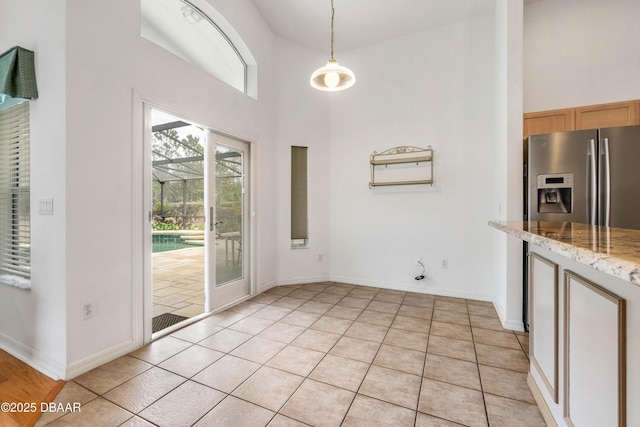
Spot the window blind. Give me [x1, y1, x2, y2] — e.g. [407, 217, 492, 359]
[291, 146, 308, 242]
[0, 101, 30, 284]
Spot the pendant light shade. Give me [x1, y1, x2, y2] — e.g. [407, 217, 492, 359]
[310, 59, 355, 92]
[310, 0, 355, 92]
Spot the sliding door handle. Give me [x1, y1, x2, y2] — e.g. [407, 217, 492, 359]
[210, 207, 223, 232]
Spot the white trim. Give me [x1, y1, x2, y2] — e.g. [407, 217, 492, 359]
[151, 310, 211, 340]
[131, 91, 145, 350]
[0, 332, 66, 380]
[501, 319, 526, 332]
[142, 102, 155, 344]
[328, 274, 494, 302]
[276, 275, 331, 287]
[65, 340, 135, 380]
[207, 133, 253, 310]
[150, 294, 252, 340]
[257, 280, 277, 294]
[210, 294, 254, 314]
[188, 0, 258, 99]
[493, 294, 526, 332]
[132, 92, 257, 350]
[249, 136, 257, 299]
[273, 275, 498, 307]
[528, 372, 559, 427]
[0, 274, 30, 289]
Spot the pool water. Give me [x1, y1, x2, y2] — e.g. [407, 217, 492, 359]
[152, 241, 193, 253]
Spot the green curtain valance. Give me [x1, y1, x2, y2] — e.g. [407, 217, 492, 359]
[0, 46, 38, 101]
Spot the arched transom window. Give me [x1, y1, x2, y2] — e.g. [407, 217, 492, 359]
[141, 0, 247, 94]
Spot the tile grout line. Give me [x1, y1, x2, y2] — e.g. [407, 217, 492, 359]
[335, 287, 390, 426]
[218, 286, 433, 425]
[51, 283, 536, 427]
[275, 281, 370, 426]
[190, 282, 371, 426]
[468, 299, 491, 427]
[412, 299, 435, 427]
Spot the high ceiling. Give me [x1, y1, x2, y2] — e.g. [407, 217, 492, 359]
[250, 0, 497, 53]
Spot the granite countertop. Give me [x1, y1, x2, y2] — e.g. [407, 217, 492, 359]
[489, 220, 640, 286]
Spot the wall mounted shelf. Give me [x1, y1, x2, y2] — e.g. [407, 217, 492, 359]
[369, 145, 433, 189]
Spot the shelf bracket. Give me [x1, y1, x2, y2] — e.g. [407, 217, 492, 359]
[369, 145, 433, 188]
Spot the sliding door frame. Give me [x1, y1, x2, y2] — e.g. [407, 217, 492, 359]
[132, 95, 256, 348]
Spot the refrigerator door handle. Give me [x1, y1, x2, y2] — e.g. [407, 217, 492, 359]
[588, 138, 597, 225]
[601, 137, 611, 227]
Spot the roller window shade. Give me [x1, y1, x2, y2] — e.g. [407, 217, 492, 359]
[0, 101, 30, 283]
[291, 146, 308, 241]
[0, 46, 38, 101]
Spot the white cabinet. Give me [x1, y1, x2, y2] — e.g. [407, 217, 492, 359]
[529, 253, 559, 403]
[564, 271, 625, 427]
[528, 248, 629, 427]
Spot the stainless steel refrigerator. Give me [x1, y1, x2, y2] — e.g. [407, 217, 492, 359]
[522, 124, 640, 330]
[525, 125, 640, 228]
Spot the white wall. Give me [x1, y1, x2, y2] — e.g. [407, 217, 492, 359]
[64, 0, 280, 376]
[524, 0, 640, 112]
[2, 0, 582, 378]
[493, 0, 524, 330]
[273, 38, 331, 286]
[328, 15, 497, 301]
[0, 0, 281, 379]
[0, 0, 68, 378]
[64, 0, 139, 374]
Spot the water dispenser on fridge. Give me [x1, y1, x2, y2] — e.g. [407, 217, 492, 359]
[536, 173, 573, 214]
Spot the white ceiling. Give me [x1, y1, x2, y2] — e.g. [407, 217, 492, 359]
[250, 0, 497, 53]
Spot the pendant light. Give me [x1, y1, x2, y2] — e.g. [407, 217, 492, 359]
[310, 0, 355, 92]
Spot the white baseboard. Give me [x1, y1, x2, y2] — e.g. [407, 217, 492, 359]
[328, 275, 401, 290]
[0, 333, 66, 380]
[256, 280, 277, 294]
[502, 319, 526, 332]
[492, 300, 525, 332]
[275, 275, 330, 287]
[528, 372, 558, 427]
[65, 340, 135, 380]
[328, 274, 494, 303]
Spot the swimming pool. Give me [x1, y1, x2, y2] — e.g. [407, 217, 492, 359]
[152, 230, 204, 253]
[152, 241, 193, 253]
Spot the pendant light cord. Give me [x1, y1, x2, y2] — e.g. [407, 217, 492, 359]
[310, 0, 355, 91]
[330, 0, 335, 60]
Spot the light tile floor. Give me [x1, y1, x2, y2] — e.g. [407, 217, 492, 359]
[153, 241, 245, 322]
[37, 283, 546, 427]
[152, 247, 205, 319]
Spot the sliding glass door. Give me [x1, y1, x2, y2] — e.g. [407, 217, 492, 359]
[206, 131, 250, 311]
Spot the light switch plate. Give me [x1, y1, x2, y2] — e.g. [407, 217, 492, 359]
[38, 198, 54, 215]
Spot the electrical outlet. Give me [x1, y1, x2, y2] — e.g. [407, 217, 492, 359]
[441, 259, 448, 269]
[81, 302, 94, 320]
[318, 253, 324, 262]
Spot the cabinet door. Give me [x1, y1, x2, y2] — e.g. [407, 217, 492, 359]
[529, 252, 559, 402]
[564, 271, 626, 427]
[575, 100, 637, 130]
[523, 108, 575, 138]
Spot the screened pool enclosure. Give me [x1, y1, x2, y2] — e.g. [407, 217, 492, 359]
[151, 111, 205, 233]
[151, 111, 243, 240]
